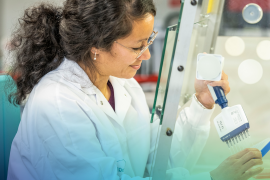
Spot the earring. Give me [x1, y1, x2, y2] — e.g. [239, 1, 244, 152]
[94, 52, 96, 60]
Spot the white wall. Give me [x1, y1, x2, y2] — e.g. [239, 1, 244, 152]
[1, 0, 64, 40]
[154, 0, 180, 26]
[0, 0, 178, 40]
[0, 0, 65, 71]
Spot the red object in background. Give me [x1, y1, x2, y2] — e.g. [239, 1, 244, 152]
[0, 71, 19, 81]
[169, 0, 181, 7]
[227, 0, 270, 12]
[134, 74, 158, 84]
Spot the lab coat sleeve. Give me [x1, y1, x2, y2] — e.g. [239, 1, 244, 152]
[35, 83, 151, 180]
[169, 96, 215, 171]
[146, 96, 214, 180]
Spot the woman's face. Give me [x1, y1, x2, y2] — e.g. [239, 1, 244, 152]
[96, 14, 155, 79]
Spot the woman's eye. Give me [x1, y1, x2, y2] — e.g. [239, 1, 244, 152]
[132, 47, 143, 51]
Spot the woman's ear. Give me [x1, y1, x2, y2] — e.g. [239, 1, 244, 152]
[90, 47, 100, 55]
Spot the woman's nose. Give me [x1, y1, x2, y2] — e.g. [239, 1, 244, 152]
[139, 48, 151, 61]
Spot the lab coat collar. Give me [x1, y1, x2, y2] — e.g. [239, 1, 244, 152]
[90, 76, 131, 126]
[94, 76, 131, 125]
[56, 58, 129, 94]
[56, 58, 97, 95]
[110, 76, 131, 125]
[56, 57, 131, 126]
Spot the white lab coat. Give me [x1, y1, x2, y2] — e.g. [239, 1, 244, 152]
[8, 58, 214, 180]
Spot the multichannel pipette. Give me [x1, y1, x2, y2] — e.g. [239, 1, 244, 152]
[212, 102, 250, 149]
[196, 53, 250, 151]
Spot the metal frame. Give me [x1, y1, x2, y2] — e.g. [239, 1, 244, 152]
[178, 0, 226, 106]
[202, 0, 226, 53]
[151, 1, 199, 180]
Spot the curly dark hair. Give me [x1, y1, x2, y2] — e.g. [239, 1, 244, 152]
[7, 0, 156, 105]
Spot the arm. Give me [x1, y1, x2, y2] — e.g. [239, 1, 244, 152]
[146, 96, 214, 180]
[168, 71, 230, 171]
[146, 71, 230, 179]
[169, 94, 215, 171]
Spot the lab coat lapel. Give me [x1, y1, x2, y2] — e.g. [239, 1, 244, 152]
[94, 88, 119, 122]
[110, 76, 131, 125]
[58, 59, 131, 126]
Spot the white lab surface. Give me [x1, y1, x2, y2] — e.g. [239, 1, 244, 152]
[8, 58, 215, 180]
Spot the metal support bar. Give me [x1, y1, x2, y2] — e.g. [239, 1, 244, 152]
[152, 1, 199, 180]
[202, 0, 226, 53]
[209, 0, 225, 53]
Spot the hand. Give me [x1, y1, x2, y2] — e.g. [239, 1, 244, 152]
[210, 148, 264, 180]
[194, 71, 230, 109]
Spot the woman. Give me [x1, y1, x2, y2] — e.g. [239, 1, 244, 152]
[7, 0, 263, 180]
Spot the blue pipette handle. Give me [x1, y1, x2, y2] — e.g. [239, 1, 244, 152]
[213, 86, 228, 109]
